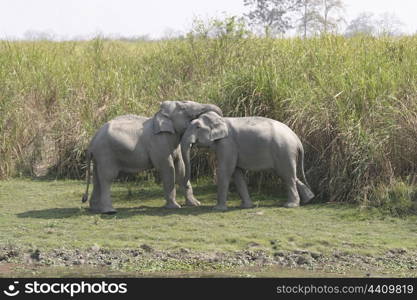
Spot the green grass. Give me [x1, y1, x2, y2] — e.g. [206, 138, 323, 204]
[1, 179, 416, 255]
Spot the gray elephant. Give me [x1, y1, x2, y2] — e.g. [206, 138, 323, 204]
[180, 111, 314, 210]
[81, 101, 223, 214]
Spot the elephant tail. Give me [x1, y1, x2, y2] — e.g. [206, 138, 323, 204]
[297, 145, 315, 203]
[81, 150, 92, 203]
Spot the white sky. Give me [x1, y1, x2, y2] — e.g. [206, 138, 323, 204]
[0, 0, 416, 40]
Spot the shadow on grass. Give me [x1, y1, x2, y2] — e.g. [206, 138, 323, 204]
[110, 188, 164, 202]
[109, 183, 218, 204]
[16, 199, 298, 220]
[17, 208, 84, 219]
[16, 182, 294, 220]
[104, 205, 246, 219]
[16, 205, 248, 220]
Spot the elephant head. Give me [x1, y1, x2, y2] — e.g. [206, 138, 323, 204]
[180, 111, 228, 183]
[153, 101, 223, 135]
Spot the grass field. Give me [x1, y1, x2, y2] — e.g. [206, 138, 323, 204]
[1, 179, 416, 277]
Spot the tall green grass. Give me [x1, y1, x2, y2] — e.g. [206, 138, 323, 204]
[0, 30, 416, 212]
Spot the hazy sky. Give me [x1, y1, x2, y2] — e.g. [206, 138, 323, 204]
[0, 0, 416, 39]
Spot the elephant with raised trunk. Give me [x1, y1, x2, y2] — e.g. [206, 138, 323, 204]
[82, 101, 223, 214]
[181, 111, 314, 210]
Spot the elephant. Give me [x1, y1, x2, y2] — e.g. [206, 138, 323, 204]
[180, 111, 314, 210]
[81, 100, 223, 214]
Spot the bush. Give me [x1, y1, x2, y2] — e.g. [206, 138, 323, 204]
[370, 180, 417, 216]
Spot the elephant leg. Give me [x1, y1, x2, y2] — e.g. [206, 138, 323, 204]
[214, 166, 234, 211]
[283, 177, 300, 208]
[90, 161, 101, 206]
[233, 168, 253, 208]
[90, 161, 118, 214]
[157, 156, 181, 209]
[296, 178, 314, 204]
[275, 159, 300, 208]
[213, 151, 237, 211]
[174, 153, 200, 206]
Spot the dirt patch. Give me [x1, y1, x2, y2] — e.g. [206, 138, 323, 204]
[0, 244, 416, 277]
[0, 263, 19, 275]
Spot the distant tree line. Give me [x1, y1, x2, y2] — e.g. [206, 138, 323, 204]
[243, 0, 405, 37]
[13, 0, 408, 41]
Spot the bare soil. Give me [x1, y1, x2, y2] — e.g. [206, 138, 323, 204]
[1, 245, 416, 277]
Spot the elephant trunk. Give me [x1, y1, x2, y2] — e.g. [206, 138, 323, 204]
[180, 125, 196, 184]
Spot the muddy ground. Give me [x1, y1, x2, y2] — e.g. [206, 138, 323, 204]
[1, 244, 416, 277]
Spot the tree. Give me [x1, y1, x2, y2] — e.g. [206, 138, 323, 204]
[345, 11, 404, 37]
[317, 0, 345, 34]
[296, 0, 322, 38]
[161, 28, 184, 40]
[243, 0, 347, 37]
[345, 12, 404, 36]
[295, 0, 346, 36]
[188, 16, 250, 39]
[23, 30, 56, 41]
[375, 12, 404, 36]
[243, 0, 301, 36]
[345, 12, 376, 37]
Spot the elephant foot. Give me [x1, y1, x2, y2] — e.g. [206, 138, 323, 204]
[297, 180, 315, 204]
[164, 202, 182, 209]
[212, 204, 228, 211]
[184, 198, 201, 207]
[81, 193, 88, 203]
[240, 202, 254, 209]
[284, 201, 300, 208]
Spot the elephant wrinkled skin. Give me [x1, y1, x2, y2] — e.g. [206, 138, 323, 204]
[181, 111, 314, 210]
[82, 101, 222, 214]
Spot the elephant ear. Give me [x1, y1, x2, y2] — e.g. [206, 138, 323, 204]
[153, 111, 175, 134]
[201, 112, 228, 141]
